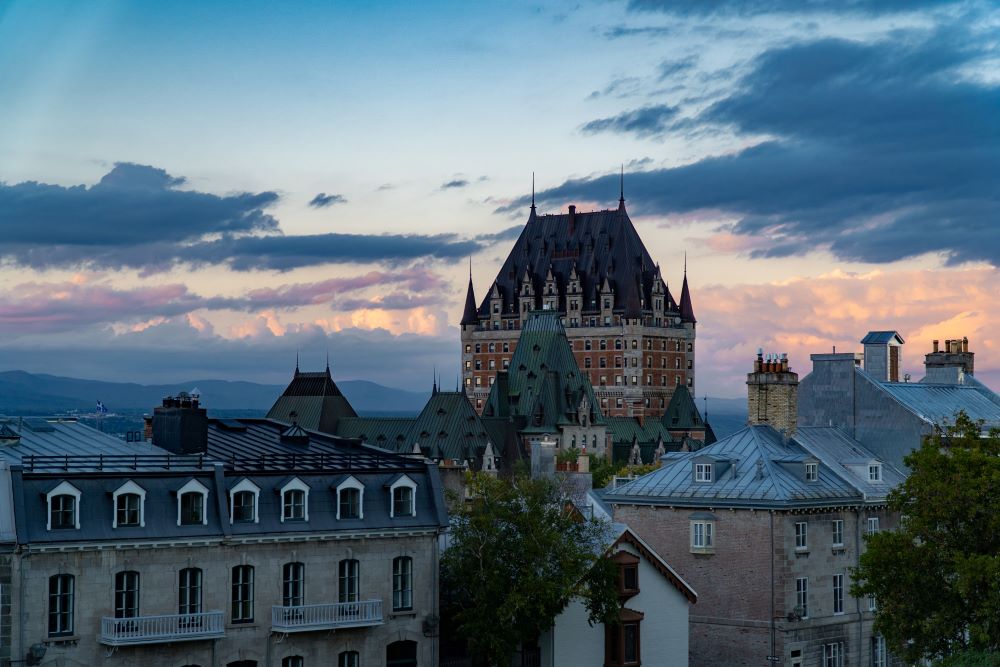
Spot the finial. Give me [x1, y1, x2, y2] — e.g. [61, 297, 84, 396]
[433, 366, 438, 395]
[295, 349, 300, 375]
[469, 257, 473, 279]
[531, 172, 536, 211]
[619, 163, 624, 205]
[325, 350, 330, 373]
[684, 251, 687, 275]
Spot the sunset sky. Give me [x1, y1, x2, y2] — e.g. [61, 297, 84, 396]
[1, 0, 997, 397]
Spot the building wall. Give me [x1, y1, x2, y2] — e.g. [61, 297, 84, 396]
[612, 504, 899, 667]
[11, 533, 438, 667]
[0, 553, 10, 666]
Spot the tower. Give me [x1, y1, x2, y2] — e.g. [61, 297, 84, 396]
[746, 350, 799, 436]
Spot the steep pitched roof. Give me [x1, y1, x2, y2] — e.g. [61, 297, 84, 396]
[265, 367, 358, 433]
[482, 310, 603, 429]
[460, 274, 479, 326]
[478, 204, 673, 319]
[678, 271, 695, 324]
[405, 391, 493, 463]
[660, 384, 705, 430]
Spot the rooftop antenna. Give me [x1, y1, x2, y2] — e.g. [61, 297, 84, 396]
[531, 172, 536, 212]
[433, 365, 438, 395]
[619, 163, 625, 206]
[684, 251, 687, 276]
[703, 394, 709, 422]
[295, 349, 300, 375]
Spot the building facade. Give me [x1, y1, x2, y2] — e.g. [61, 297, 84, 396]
[461, 193, 696, 420]
[0, 408, 448, 667]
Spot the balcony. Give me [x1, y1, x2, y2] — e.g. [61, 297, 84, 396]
[271, 600, 383, 633]
[100, 611, 225, 646]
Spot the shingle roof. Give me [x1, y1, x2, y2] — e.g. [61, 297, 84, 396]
[605, 424, 895, 508]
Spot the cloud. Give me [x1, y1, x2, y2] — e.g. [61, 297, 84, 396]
[657, 55, 698, 81]
[588, 76, 644, 99]
[693, 266, 1000, 396]
[0, 164, 515, 272]
[308, 192, 347, 207]
[441, 179, 470, 190]
[473, 225, 523, 244]
[580, 104, 680, 138]
[536, 28, 1000, 266]
[603, 25, 676, 40]
[627, 0, 964, 16]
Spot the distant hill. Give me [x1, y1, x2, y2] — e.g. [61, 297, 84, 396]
[0, 370, 430, 416]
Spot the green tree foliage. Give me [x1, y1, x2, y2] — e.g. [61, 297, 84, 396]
[851, 412, 1000, 663]
[441, 472, 622, 666]
[589, 454, 622, 488]
[932, 650, 1000, 667]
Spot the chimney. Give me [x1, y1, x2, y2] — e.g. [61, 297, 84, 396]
[747, 349, 799, 436]
[933, 339, 939, 353]
[924, 335, 975, 382]
[151, 392, 208, 454]
[861, 331, 904, 382]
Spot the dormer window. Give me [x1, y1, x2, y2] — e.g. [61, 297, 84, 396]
[47, 481, 81, 531]
[805, 462, 818, 482]
[389, 475, 417, 518]
[694, 463, 713, 483]
[869, 463, 882, 482]
[229, 479, 260, 524]
[280, 478, 310, 522]
[336, 476, 364, 520]
[177, 479, 209, 526]
[113, 480, 147, 528]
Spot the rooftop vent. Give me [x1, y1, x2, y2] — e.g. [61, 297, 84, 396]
[0, 424, 21, 445]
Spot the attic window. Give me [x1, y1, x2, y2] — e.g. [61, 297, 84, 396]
[694, 463, 713, 483]
[805, 463, 818, 482]
[869, 463, 882, 482]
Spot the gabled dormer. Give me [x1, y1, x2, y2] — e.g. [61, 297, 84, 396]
[691, 455, 733, 483]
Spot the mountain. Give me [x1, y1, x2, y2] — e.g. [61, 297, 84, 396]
[0, 370, 429, 416]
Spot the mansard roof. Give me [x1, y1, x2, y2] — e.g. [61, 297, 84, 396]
[477, 203, 676, 319]
[266, 366, 358, 432]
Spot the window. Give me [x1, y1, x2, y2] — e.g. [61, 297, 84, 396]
[585, 339, 592, 351]
[867, 517, 880, 535]
[115, 571, 140, 619]
[339, 559, 359, 603]
[280, 478, 310, 522]
[177, 479, 209, 526]
[795, 522, 808, 550]
[832, 519, 844, 548]
[605, 620, 641, 666]
[48, 574, 74, 637]
[282, 657, 303, 667]
[393, 556, 413, 611]
[805, 462, 818, 481]
[795, 577, 808, 618]
[339, 651, 360, 667]
[600, 339, 607, 350]
[337, 477, 364, 520]
[872, 635, 887, 667]
[390, 475, 416, 518]
[231, 565, 254, 623]
[691, 520, 714, 552]
[113, 480, 146, 528]
[229, 479, 260, 524]
[790, 649, 802, 667]
[869, 463, 882, 481]
[46, 481, 81, 530]
[869, 594, 877, 612]
[615, 339, 622, 350]
[694, 463, 713, 482]
[283, 562, 305, 607]
[833, 573, 844, 614]
[464, 344, 471, 353]
[823, 642, 843, 667]
[179, 567, 203, 615]
[474, 343, 480, 353]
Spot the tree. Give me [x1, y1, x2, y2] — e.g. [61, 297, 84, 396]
[851, 412, 1000, 663]
[441, 472, 621, 666]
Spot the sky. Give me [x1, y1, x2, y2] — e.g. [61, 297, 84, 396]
[0, 0, 997, 398]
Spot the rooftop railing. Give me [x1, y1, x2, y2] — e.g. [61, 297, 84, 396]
[23, 453, 208, 473]
[271, 600, 383, 633]
[99, 611, 224, 646]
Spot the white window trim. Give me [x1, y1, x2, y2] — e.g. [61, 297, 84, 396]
[176, 478, 210, 527]
[868, 462, 882, 482]
[805, 462, 818, 482]
[229, 478, 261, 524]
[280, 477, 310, 523]
[867, 516, 880, 535]
[690, 520, 715, 553]
[389, 475, 417, 519]
[694, 463, 713, 483]
[336, 476, 364, 520]
[112, 480, 147, 528]
[795, 521, 808, 551]
[46, 480, 82, 531]
[832, 519, 845, 549]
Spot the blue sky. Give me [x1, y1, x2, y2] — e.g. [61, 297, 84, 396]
[0, 0, 997, 396]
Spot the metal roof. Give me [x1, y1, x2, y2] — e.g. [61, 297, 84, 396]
[606, 424, 893, 508]
[860, 331, 904, 344]
[876, 380, 1000, 428]
[0, 418, 165, 466]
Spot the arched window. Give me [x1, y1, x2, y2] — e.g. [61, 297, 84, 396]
[229, 478, 260, 524]
[336, 476, 364, 520]
[114, 570, 140, 618]
[46, 481, 81, 530]
[48, 574, 75, 637]
[281, 657, 303, 667]
[113, 480, 146, 528]
[177, 479, 209, 526]
[392, 557, 413, 611]
[389, 475, 416, 518]
[386, 640, 418, 667]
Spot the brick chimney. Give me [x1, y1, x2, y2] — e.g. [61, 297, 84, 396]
[747, 349, 799, 436]
[151, 392, 208, 454]
[924, 336, 975, 383]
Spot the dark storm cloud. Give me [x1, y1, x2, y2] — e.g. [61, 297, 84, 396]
[308, 192, 347, 207]
[473, 226, 522, 244]
[627, 0, 964, 16]
[580, 104, 680, 138]
[440, 179, 469, 190]
[520, 28, 1000, 266]
[0, 164, 509, 272]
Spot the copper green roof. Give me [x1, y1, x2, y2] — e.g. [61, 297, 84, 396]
[266, 367, 357, 432]
[660, 385, 705, 430]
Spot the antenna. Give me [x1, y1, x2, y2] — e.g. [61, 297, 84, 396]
[619, 163, 624, 205]
[325, 350, 330, 373]
[684, 251, 687, 275]
[295, 349, 300, 374]
[531, 172, 536, 211]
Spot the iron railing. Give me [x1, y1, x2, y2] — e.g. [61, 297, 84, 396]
[99, 611, 225, 646]
[271, 600, 383, 633]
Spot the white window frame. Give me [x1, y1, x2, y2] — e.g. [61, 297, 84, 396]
[694, 463, 713, 483]
[389, 475, 417, 519]
[280, 477, 310, 523]
[833, 573, 844, 615]
[823, 642, 843, 667]
[868, 593, 877, 612]
[867, 517, 880, 535]
[868, 463, 882, 482]
[795, 577, 808, 618]
[690, 520, 714, 552]
[795, 521, 808, 550]
[832, 519, 844, 548]
[805, 462, 818, 481]
[112, 480, 147, 529]
[336, 476, 365, 520]
[46, 481, 82, 531]
[229, 478, 261, 524]
[176, 478, 210, 526]
[872, 635, 886, 667]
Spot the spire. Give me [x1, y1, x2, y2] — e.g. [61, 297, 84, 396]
[325, 350, 330, 374]
[618, 163, 625, 209]
[433, 366, 438, 395]
[295, 350, 300, 376]
[530, 172, 536, 215]
[679, 254, 696, 324]
[460, 265, 479, 326]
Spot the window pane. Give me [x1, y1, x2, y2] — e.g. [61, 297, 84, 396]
[115, 571, 140, 618]
[283, 562, 304, 607]
[339, 559, 359, 603]
[48, 574, 74, 636]
[179, 568, 203, 615]
[180, 493, 203, 525]
[393, 557, 413, 610]
[623, 622, 639, 663]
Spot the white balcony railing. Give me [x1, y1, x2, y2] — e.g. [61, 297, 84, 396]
[271, 600, 383, 633]
[100, 611, 225, 646]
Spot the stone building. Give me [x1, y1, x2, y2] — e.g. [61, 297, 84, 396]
[798, 332, 1000, 469]
[460, 185, 696, 420]
[600, 353, 905, 667]
[0, 406, 448, 667]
